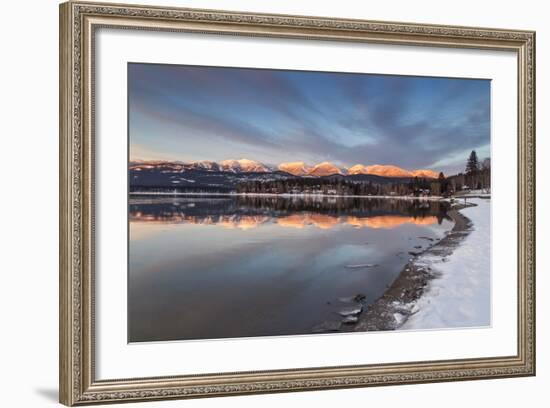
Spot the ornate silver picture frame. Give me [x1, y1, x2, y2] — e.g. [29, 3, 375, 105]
[59, 1, 535, 405]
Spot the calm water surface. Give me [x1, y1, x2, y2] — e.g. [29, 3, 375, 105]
[128, 195, 452, 342]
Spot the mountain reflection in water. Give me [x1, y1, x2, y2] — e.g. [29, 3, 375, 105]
[130, 195, 450, 230]
[128, 195, 452, 342]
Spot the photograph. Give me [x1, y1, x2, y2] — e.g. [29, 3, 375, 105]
[57, 2, 536, 404]
[127, 63, 492, 342]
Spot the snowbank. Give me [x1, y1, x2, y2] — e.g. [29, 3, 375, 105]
[402, 198, 491, 329]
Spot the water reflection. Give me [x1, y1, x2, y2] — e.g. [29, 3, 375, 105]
[130, 195, 450, 230]
[128, 195, 452, 342]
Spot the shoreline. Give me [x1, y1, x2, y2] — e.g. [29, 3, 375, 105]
[130, 191, 449, 201]
[343, 202, 475, 333]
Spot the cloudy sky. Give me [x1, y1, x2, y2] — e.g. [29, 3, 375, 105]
[129, 63, 490, 175]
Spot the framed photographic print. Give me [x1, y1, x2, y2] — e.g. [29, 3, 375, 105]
[59, 1, 536, 405]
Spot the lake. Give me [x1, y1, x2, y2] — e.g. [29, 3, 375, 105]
[128, 194, 453, 342]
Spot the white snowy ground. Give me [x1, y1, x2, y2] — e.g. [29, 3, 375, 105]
[402, 198, 491, 329]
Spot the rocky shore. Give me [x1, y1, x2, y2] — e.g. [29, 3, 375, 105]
[341, 203, 475, 332]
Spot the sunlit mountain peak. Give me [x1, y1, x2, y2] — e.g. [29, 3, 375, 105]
[219, 159, 271, 173]
[411, 169, 440, 179]
[347, 164, 369, 175]
[365, 164, 413, 178]
[308, 161, 343, 176]
[278, 161, 313, 176]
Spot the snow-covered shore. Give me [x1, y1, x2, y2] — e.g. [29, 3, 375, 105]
[402, 198, 491, 329]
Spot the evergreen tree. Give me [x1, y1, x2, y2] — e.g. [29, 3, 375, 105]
[438, 172, 447, 195]
[466, 150, 479, 174]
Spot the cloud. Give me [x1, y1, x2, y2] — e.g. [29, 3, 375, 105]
[129, 63, 490, 174]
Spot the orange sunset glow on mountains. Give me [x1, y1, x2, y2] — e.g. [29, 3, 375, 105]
[131, 158, 441, 179]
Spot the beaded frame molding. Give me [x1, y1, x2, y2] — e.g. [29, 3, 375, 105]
[59, 1, 535, 405]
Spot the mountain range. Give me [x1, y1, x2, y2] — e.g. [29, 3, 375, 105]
[129, 158, 441, 192]
[130, 159, 440, 178]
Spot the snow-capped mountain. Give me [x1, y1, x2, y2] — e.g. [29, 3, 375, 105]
[129, 159, 271, 174]
[219, 159, 271, 173]
[348, 164, 413, 177]
[347, 164, 369, 175]
[308, 161, 343, 176]
[129, 161, 186, 172]
[363, 164, 413, 178]
[338, 164, 440, 178]
[278, 161, 313, 176]
[190, 160, 220, 172]
[411, 169, 440, 179]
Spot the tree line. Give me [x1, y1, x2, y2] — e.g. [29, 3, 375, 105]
[236, 176, 437, 196]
